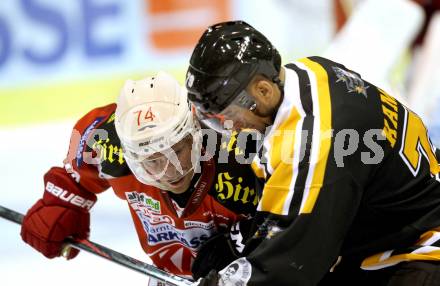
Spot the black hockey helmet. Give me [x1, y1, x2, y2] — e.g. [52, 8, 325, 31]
[186, 21, 282, 115]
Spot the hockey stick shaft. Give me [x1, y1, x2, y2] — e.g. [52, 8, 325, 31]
[0, 205, 192, 286]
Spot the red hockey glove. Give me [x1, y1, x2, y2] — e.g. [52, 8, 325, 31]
[21, 167, 97, 259]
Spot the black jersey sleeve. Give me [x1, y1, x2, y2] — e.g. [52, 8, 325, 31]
[227, 56, 440, 285]
[208, 130, 260, 217]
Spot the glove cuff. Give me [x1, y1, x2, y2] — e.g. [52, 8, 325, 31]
[43, 167, 97, 211]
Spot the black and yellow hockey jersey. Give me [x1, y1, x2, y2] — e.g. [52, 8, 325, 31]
[235, 56, 440, 285]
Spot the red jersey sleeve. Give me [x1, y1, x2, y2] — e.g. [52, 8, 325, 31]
[63, 103, 117, 194]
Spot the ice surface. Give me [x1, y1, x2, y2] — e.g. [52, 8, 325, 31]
[0, 122, 152, 285]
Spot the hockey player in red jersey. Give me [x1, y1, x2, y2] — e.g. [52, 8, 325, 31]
[186, 21, 440, 285]
[20, 71, 258, 285]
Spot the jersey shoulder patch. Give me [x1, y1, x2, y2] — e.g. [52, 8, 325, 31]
[209, 131, 259, 216]
[83, 107, 131, 178]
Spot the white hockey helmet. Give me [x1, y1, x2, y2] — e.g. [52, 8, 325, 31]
[115, 71, 202, 189]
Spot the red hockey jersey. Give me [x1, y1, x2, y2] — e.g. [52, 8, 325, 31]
[61, 103, 257, 278]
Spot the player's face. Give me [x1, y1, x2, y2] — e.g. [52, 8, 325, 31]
[141, 135, 195, 193]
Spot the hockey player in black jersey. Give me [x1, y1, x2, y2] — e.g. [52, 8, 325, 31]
[185, 21, 440, 286]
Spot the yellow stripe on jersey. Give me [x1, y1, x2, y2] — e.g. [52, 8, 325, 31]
[268, 107, 300, 173]
[361, 229, 440, 270]
[260, 162, 296, 214]
[417, 227, 440, 244]
[298, 58, 333, 214]
[362, 250, 440, 270]
[258, 107, 301, 215]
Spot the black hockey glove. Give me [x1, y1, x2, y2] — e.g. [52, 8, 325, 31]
[191, 219, 253, 280]
[191, 231, 239, 280]
[197, 270, 219, 286]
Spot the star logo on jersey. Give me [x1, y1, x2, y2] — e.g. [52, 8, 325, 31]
[253, 219, 283, 240]
[332, 66, 369, 98]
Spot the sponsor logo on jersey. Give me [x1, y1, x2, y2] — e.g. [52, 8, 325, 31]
[148, 213, 174, 225]
[136, 212, 175, 228]
[126, 192, 214, 249]
[215, 172, 259, 206]
[135, 211, 213, 249]
[76, 117, 104, 167]
[333, 66, 369, 97]
[93, 138, 125, 165]
[45, 181, 95, 210]
[126, 192, 161, 214]
[147, 227, 211, 249]
[184, 220, 215, 230]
